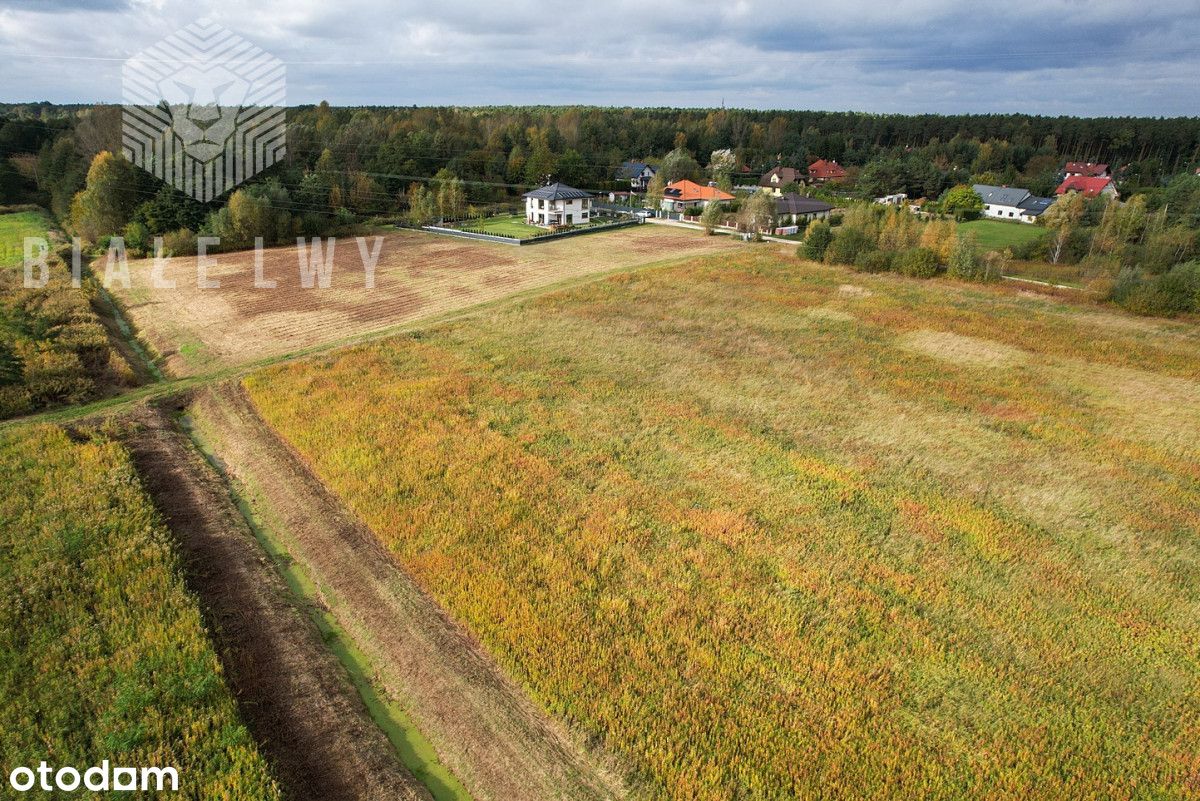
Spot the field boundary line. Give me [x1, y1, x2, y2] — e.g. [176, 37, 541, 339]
[176, 397, 472, 801]
[191, 383, 632, 800]
[0, 250, 717, 428]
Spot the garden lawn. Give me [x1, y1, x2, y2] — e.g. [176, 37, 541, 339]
[246, 251, 1200, 801]
[957, 218, 1046, 251]
[457, 214, 544, 238]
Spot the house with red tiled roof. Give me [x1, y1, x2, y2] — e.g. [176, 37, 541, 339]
[807, 159, 847, 183]
[660, 180, 735, 213]
[1055, 175, 1118, 200]
[1064, 161, 1109, 178]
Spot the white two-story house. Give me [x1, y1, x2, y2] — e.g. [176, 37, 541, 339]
[523, 182, 593, 228]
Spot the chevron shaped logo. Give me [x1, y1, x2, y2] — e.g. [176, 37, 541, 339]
[122, 19, 286, 201]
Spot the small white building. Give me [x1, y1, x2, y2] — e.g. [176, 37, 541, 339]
[875, 193, 908, 206]
[523, 182, 593, 228]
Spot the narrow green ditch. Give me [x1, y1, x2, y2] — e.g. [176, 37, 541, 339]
[94, 282, 165, 382]
[178, 412, 473, 801]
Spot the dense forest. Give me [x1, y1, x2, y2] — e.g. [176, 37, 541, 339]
[3, 103, 1200, 212]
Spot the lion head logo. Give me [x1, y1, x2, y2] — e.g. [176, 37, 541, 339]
[122, 19, 285, 202]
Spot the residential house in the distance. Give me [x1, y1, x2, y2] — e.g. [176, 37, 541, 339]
[1063, 161, 1109, 178]
[807, 159, 847, 184]
[775, 193, 834, 225]
[661, 180, 734, 213]
[1055, 175, 1119, 200]
[524, 182, 593, 227]
[617, 161, 657, 191]
[758, 165, 803, 196]
[973, 184, 1056, 224]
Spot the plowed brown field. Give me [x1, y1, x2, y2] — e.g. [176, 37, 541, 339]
[112, 225, 741, 376]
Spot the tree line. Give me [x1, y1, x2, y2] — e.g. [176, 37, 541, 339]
[0, 102, 1198, 317]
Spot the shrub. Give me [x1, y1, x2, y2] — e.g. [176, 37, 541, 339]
[123, 220, 150, 256]
[50, 320, 110, 372]
[0, 385, 32, 418]
[1011, 232, 1050, 261]
[853, 250, 894, 273]
[945, 231, 984, 281]
[824, 227, 875, 266]
[802, 221, 833, 261]
[1114, 261, 1200, 316]
[161, 228, 198, 257]
[940, 184, 984, 220]
[977, 250, 1009, 282]
[896, 247, 941, 278]
[15, 341, 91, 404]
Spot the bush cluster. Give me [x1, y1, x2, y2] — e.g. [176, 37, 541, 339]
[799, 206, 996, 283]
[0, 257, 115, 418]
[1111, 261, 1200, 316]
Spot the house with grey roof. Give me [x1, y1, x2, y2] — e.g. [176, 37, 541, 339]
[1016, 195, 1055, 220]
[973, 184, 1055, 224]
[617, 161, 657, 191]
[523, 182, 593, 228]
[775, 193, 834, 224]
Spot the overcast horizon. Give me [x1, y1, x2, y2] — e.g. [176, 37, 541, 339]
[1, 0, 1199, 117]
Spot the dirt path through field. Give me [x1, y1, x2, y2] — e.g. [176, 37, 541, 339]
[124, 402, 431, 801]
[187, 383, 630, 801]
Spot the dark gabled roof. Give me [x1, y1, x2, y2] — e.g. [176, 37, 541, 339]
[973, 184, 1031, 207]
[775, 193, 834, 215]
[1017, 195, 1055, 215]
[617, 160, 655, 179]
[759, 166, 801, 186]
[522, 182, 593, 201]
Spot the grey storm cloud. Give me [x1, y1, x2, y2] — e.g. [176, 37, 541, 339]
[0, 0, 1197, 115]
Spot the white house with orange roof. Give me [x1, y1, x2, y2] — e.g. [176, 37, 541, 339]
[660, 180, 734, 213]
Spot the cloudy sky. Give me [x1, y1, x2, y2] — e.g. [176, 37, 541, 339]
[1, 0, 1198, 115]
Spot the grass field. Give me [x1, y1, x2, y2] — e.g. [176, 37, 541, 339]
[246, 250, 1200, 799]
[0, 423, 280, 798]
[957, 218, 1046, 251]
[455, 213, 545, 238]
[1001, 259, 1095, 288]
[111, 225, 740, 376]
[0, 208, 54, 269]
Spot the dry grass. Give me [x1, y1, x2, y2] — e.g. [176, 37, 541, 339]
[109, 226, 740, 376]
[245, 250, 1200, 800]
[899, 330, 1027, 368]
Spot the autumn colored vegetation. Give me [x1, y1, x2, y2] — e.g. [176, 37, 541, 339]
[245, 249, 1200, 800]
[0, 424, 280, 798]
[0, 209, 129, 419]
